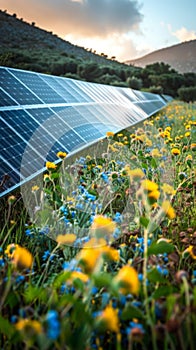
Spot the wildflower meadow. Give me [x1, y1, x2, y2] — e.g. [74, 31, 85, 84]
[0, 101, 196, 350]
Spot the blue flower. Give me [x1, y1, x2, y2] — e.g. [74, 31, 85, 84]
[114, 212, 123, 223]
[101, 172, 109, 183]
[0, 258, 5, 267]
[46, 310, 60, 340]
[25, 229, 32, 236]
[39, 226, 50, 235]
[157, 265, 168, 276]
[91, 286, 98, 295]
[16, 275, 25, 283]
[42, 250, 51, 261]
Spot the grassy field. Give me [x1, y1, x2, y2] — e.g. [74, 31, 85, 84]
[0, 101, 196, 350]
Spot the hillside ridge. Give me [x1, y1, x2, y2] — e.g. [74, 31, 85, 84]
[0, 9, 124, 66]
[126, 40, 196, 73]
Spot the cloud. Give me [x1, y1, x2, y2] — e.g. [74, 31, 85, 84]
[172, 26, 196, 42]
[65, 32, 141, 61]
[0, 0, 144, 60]
[1, 0, 143, 37]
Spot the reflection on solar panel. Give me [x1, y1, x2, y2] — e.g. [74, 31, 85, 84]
[0, 66, 170, 197]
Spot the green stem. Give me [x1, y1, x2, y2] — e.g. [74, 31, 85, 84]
[0, 266, 12, 312]
[182, 276, 194, 350]
[37, 245, 59, 286]
[143, 228, 157, 350]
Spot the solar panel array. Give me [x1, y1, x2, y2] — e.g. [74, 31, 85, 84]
[0, 66, 169, 197]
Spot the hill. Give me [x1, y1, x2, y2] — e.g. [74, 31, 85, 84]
[0, 9, 129, 69]
[126, 40, 196, 73]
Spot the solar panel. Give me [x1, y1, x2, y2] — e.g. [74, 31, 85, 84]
[0, 66, 170, 197]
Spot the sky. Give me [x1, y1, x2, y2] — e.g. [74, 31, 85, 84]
[0, 0, 196, 62]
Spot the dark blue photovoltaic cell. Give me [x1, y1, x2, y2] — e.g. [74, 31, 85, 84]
[0, 68, 43, 105]
[0, 156, 20, 191]
[74, 124, 103, 142]
[0, 118, 28, 169]
[135, 101, 164, 115]
[41, 75, 78, 103]
[49, 129, 86, 155]
[12, 70, 66, 104]
[119, 88, 139, 102]
[1, 110, 58, 161]
[0, 88, 18, 106]
[59, 79, 93, 103]
[52, 106, 89, 128]
[26, 107, 55, 124]
[1, 110, 40, 140]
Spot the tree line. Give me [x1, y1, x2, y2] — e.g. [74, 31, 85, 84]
[0, 49, 195, 101]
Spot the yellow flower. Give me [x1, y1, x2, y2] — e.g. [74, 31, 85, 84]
[15, 319, 42, 334]
[113, 141, 124, 147]
[68, 271, 89, 284]
[185, 124, 191, 130]
[10, 220, 16, 225]
[106, 131, 114, 138]
[86, 155, 91, 160]
[187, 245, 196, 260]
[159, 131, 165, 138]
[125, 167, 145, 181]
[5, 244, 33, 270]
[32, 185, 39, 192]
[186, 154, 192, 161]
[46, 161, 57, 170]
[57, 151, 67, 159]
[130, 133, 136, 138]
[44, 174, 50, 181]
[164, 130, 170, 138]
[102, 246, 120, 261]
[162, 183, 176, 196]
[117, 133, 123, 137]
[161, 201, 176, 220]
[97, 305, 119, 333]
[151, 149, 162, 157]
[56, 234, 76, 246]
[171, 148, 180, 156]
[148, 190, 160, 200]
[190, 143, 196, 151]
[77, 247, 101, 274]
[145, 138, 152, 147]
[91, 215, 116, 239]
[8, 195, 16, 204]
[108, 144, 118, 152]
[114, 265, 139, 295]
[5, 243, 18, 258]
[185, 132, 190, 137]
[141, 180, 158, 192]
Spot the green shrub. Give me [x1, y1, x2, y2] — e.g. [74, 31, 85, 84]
[178, 86, 196, 102]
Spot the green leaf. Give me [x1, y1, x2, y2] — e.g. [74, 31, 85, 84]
[147, 241, 174, 256]
[92, 272, 112, 288]
[0, 316, 15, 338]
[147, 269, 167, 283]
[5, 291, 20, 308]
[140, 216, 149, 228]
[53, 271, 71, 289]
[121, 304, 144, 320]
[153, 285, 176, 299]
[51, 172, 60, 179]
[187, 160, 192, 168]
[24, 285, 47, 303]
[151, 158, 157, 169]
